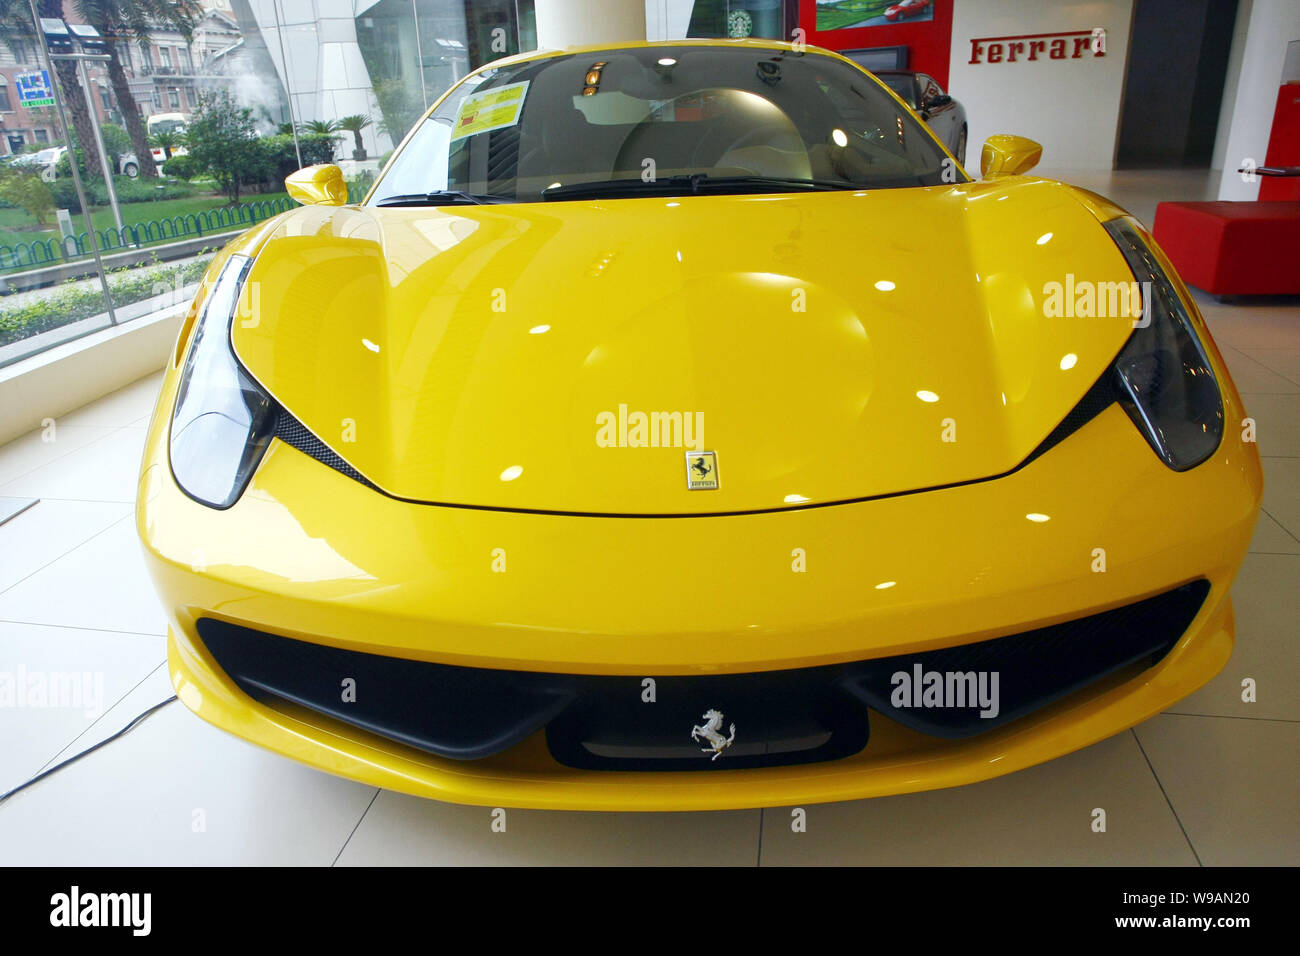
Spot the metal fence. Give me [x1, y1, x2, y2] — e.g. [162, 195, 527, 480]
[0, 178, 374, 272]
[0, 197, 295, 271]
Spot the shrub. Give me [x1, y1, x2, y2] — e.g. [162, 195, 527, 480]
[162, 154, 198, 180]
[0, 167, 55, 226]
[257, 133, 336, 187]
[0, 252, 216, 346]
[186, 90, 262, 203]
[47, 175, 195, 213]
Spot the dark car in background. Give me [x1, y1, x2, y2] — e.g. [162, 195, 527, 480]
[874, 69, 967, 166]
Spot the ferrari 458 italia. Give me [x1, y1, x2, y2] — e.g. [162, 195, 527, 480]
[139, 40, 1261, 811]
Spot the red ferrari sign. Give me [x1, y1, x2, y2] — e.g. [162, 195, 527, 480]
[968, 29, 1106, 64]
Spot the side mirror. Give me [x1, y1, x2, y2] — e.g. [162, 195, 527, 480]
[980, 134, 1042, 179]
[923, 93, 953, 111]
[285, 163, 347, 206]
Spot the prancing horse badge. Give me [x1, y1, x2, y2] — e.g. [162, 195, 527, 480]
[686, 451, 719, 490]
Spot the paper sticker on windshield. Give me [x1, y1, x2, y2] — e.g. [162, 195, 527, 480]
[451, 80, 530, 141]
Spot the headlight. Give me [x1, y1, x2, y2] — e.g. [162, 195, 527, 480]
[170, 254, 277, 508]
[1104, 218, 1223, 471]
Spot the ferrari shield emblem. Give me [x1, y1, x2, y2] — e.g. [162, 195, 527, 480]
[686, 451, 719, 490]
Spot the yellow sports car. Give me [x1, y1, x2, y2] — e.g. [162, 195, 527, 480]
[138, 39, 1261, 811]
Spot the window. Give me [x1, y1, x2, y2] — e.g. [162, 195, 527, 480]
[99, 86, 114, 111]
[0, 83, 10, 112]
[373, 46, 958, 206]
[160, 47, 173, 70]
[34, 128, 48, 143]
[169, 89, 180, 110]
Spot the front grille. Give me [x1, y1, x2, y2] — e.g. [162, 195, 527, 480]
[195, 580, 1208, 772]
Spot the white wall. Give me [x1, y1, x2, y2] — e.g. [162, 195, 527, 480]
[1215, 0, 1300, 199]
[536, 0, 646, 49]
[644, 0, 694, 42]
[1211, 0, 1253, 172]
[947, 0, 1135, 171]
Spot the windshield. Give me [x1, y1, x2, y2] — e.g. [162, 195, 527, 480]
[369, 45, 960, 206]
[149, 117, 186, 136]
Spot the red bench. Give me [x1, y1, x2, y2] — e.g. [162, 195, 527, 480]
[1152, 201, 1300, 296]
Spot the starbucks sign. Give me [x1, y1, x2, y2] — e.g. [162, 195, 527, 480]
[727, 9, 753, 38]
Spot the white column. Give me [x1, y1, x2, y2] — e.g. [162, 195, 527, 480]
[1215, 0, 1300, 200]
[535, 0, 646, 50]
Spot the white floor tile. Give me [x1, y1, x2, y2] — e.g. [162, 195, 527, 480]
[336, 789, 760, 866]
[1219, 347, 1300, 394]
[0, 621, 163, 795]
[1235, 395, 1300, 457]
[0, 517, 167, 636]
[1173, 553, 1300, 722]
[1261, 457, 1300, 539]
[56, 373, 165, 430]
[0, 426, 118, 488]
[0, 669, 377, 866]
[1249, 509, 1300, 555]
[0, 427, 147, 504]
[757, 732, 1196, 865]
[1239, 348, 1300, 387]
[1134, 714, 1300, 866]
[0, 499, 132, 592]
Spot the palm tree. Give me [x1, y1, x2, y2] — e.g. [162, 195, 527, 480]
[298, 119, 342, 136]
[338, 114, 371, 160]
[149, 125, 181, 160]
[70, 0, 201, 178]
[0, 0, 104, 176]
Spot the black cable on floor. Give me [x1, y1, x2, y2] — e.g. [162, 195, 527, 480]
[0, 696, 178, 805]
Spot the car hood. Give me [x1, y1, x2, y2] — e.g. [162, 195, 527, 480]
[232, 179, 1137, 515]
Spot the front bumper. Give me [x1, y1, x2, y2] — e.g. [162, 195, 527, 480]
[139, 363, 1260, 809]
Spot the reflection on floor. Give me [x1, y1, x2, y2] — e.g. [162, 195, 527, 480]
[0, 170, 1296, 865]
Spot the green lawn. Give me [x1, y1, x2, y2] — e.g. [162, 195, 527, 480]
[815, 0, 896, 31]
[0, 190, 294, 251]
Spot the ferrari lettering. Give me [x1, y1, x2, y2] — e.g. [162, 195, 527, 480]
[969, 31, 1104, 65]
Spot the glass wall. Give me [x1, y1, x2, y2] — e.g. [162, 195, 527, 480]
[0, 0, 534, 369]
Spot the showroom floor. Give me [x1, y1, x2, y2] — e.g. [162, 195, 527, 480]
[0, 170, 1296, 865]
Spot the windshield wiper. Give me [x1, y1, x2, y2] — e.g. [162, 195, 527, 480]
[375, 190, 510, 207]
[541, 174, 853, 201]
